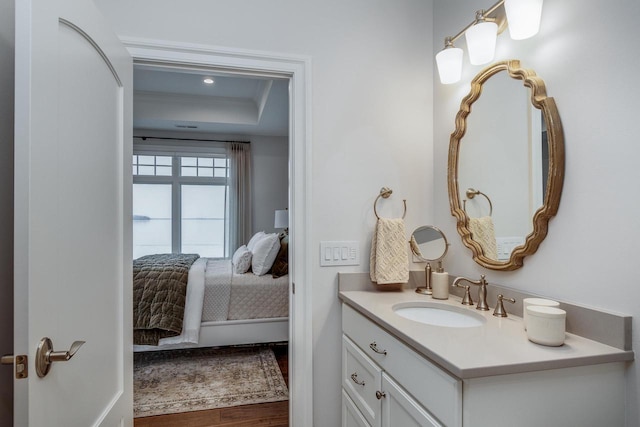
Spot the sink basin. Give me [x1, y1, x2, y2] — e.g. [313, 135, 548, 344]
[393, 302, 486, 328]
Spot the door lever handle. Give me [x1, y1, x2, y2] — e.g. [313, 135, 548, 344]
[48, 340, 85, 362]
[36, 337, 85, 377]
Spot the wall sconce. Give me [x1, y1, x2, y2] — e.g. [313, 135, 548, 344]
[504, 0, 544, 40]
[436, 0, 544, 84]
[465, 10, 498, 65]
[435, 37, 463, 84]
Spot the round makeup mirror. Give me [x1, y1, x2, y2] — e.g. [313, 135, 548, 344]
[410, 225, 449, 262]
[410, 226, 449, 296]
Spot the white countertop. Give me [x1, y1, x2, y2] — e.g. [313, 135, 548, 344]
[339, 289, 634, 379]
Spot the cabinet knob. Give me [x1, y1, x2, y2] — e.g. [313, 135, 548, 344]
[375, 390, 386, 400]
[369, 341, 387, 355]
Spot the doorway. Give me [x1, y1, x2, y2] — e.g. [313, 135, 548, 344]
[124, 38, 313, 426]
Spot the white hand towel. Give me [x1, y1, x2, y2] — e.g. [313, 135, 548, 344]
[468, 216, 498, 259]
[370, 218, 409, 285]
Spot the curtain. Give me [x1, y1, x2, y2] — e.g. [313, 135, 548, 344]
[227, 142, 252, 253]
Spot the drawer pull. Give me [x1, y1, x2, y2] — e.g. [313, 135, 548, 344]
[376, 390, 386, 400]
[350, 373, 365, 386]
[369, 341, 387, 355]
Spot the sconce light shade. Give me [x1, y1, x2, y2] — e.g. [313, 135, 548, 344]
[465, 20, 498, 65]
[435, 1, 545, 85]
[436, 46, 464, 84]
[504, 0, 544, 40]
[274, 209, 288, 230]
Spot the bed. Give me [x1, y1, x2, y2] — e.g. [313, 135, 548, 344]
[133, 233, 289, 352]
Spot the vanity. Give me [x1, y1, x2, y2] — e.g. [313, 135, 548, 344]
[340, 287, 633, 427]
[342, 56, 634, 425]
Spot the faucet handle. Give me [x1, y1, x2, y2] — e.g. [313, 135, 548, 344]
[453, 283, 474, 306]
[493, 294, 516, 317]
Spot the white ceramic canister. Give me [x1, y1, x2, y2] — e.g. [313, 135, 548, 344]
[526, 306, 566, 346]
[431, 271, 449, 299]
[523, 298, 560, 330]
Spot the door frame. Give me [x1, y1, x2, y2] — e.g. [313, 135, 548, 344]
[123, 37, 313, 426]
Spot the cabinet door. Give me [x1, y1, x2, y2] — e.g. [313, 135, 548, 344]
[343, 390, 372, 427]
[381, 373, 442, 427]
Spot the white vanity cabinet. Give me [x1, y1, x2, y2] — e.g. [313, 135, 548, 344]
[342, 335, 443, 427]
[342, 304, 462, 426]
[342, 303, 628, 427]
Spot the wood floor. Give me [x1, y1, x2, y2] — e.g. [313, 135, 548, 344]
[134, 345, 289, 427]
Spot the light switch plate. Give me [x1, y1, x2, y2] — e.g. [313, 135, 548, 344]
[320, 241, 359, 266]
[496, 236, 525, 260]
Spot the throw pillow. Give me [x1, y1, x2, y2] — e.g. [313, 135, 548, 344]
[247, 231, 266, 252]
[232, 245, 252, 274]
[271, 235, 289, 278]
[251, 233, 281, 276]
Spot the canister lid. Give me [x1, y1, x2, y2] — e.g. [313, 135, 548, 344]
[526, 305, 566, 319]
[523, 298, 559, 307]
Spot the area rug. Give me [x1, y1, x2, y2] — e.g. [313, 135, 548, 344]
[134, 346, 288, 417]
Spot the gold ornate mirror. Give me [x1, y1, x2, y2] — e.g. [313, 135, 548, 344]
[448, 60, 564, 271]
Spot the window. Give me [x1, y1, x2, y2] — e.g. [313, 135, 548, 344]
[133, 154, 172, 176]
[132, 184, 172, 256]
[132, 152, 229, 259]
[181, 185, 228, 255]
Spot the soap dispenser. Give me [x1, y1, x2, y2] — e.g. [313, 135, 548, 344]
[431, 261, 449, 300]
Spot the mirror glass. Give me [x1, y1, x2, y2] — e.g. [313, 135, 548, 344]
[448, 60, 564, 271]
[458, 73, 548, 259]
[410, 226, 448, 262]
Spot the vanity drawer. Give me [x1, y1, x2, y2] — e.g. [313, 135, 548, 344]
[342, 389, 372, 427]
[343, 335, 382, 427]
[343, 304, 462, 427]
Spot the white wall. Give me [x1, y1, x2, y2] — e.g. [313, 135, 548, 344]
[0, 0, 14, 425]
[250, 136, 289, 234]
[433, 1, 640, 426]
[95, 1, 435, 425]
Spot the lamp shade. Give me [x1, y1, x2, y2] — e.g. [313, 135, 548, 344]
[465, 21, 498, 65]
[274, 209, 288, 229]
[504, 0, 543, 40]
[436, 46, 463, 84]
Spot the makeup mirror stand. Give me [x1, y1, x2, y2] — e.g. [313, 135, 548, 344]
[410, 225, 448, 295]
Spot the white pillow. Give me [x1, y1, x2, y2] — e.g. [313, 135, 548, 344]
[232, 245, 252, 274]
[251, 233, 281, 276]
[247, 231, 266, 252]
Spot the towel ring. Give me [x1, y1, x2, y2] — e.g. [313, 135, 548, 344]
[463, 188, 493, 217]
[374, 187, 407, 220]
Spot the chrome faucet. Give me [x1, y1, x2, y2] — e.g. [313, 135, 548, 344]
[452, 274, 490, 311]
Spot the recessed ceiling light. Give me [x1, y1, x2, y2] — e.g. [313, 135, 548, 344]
[203, 77, 214, 85]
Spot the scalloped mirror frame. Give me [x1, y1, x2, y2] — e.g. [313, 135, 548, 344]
[447, 60, 565, 271]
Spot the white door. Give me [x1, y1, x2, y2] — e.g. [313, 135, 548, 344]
[14, 0, 133, 425]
